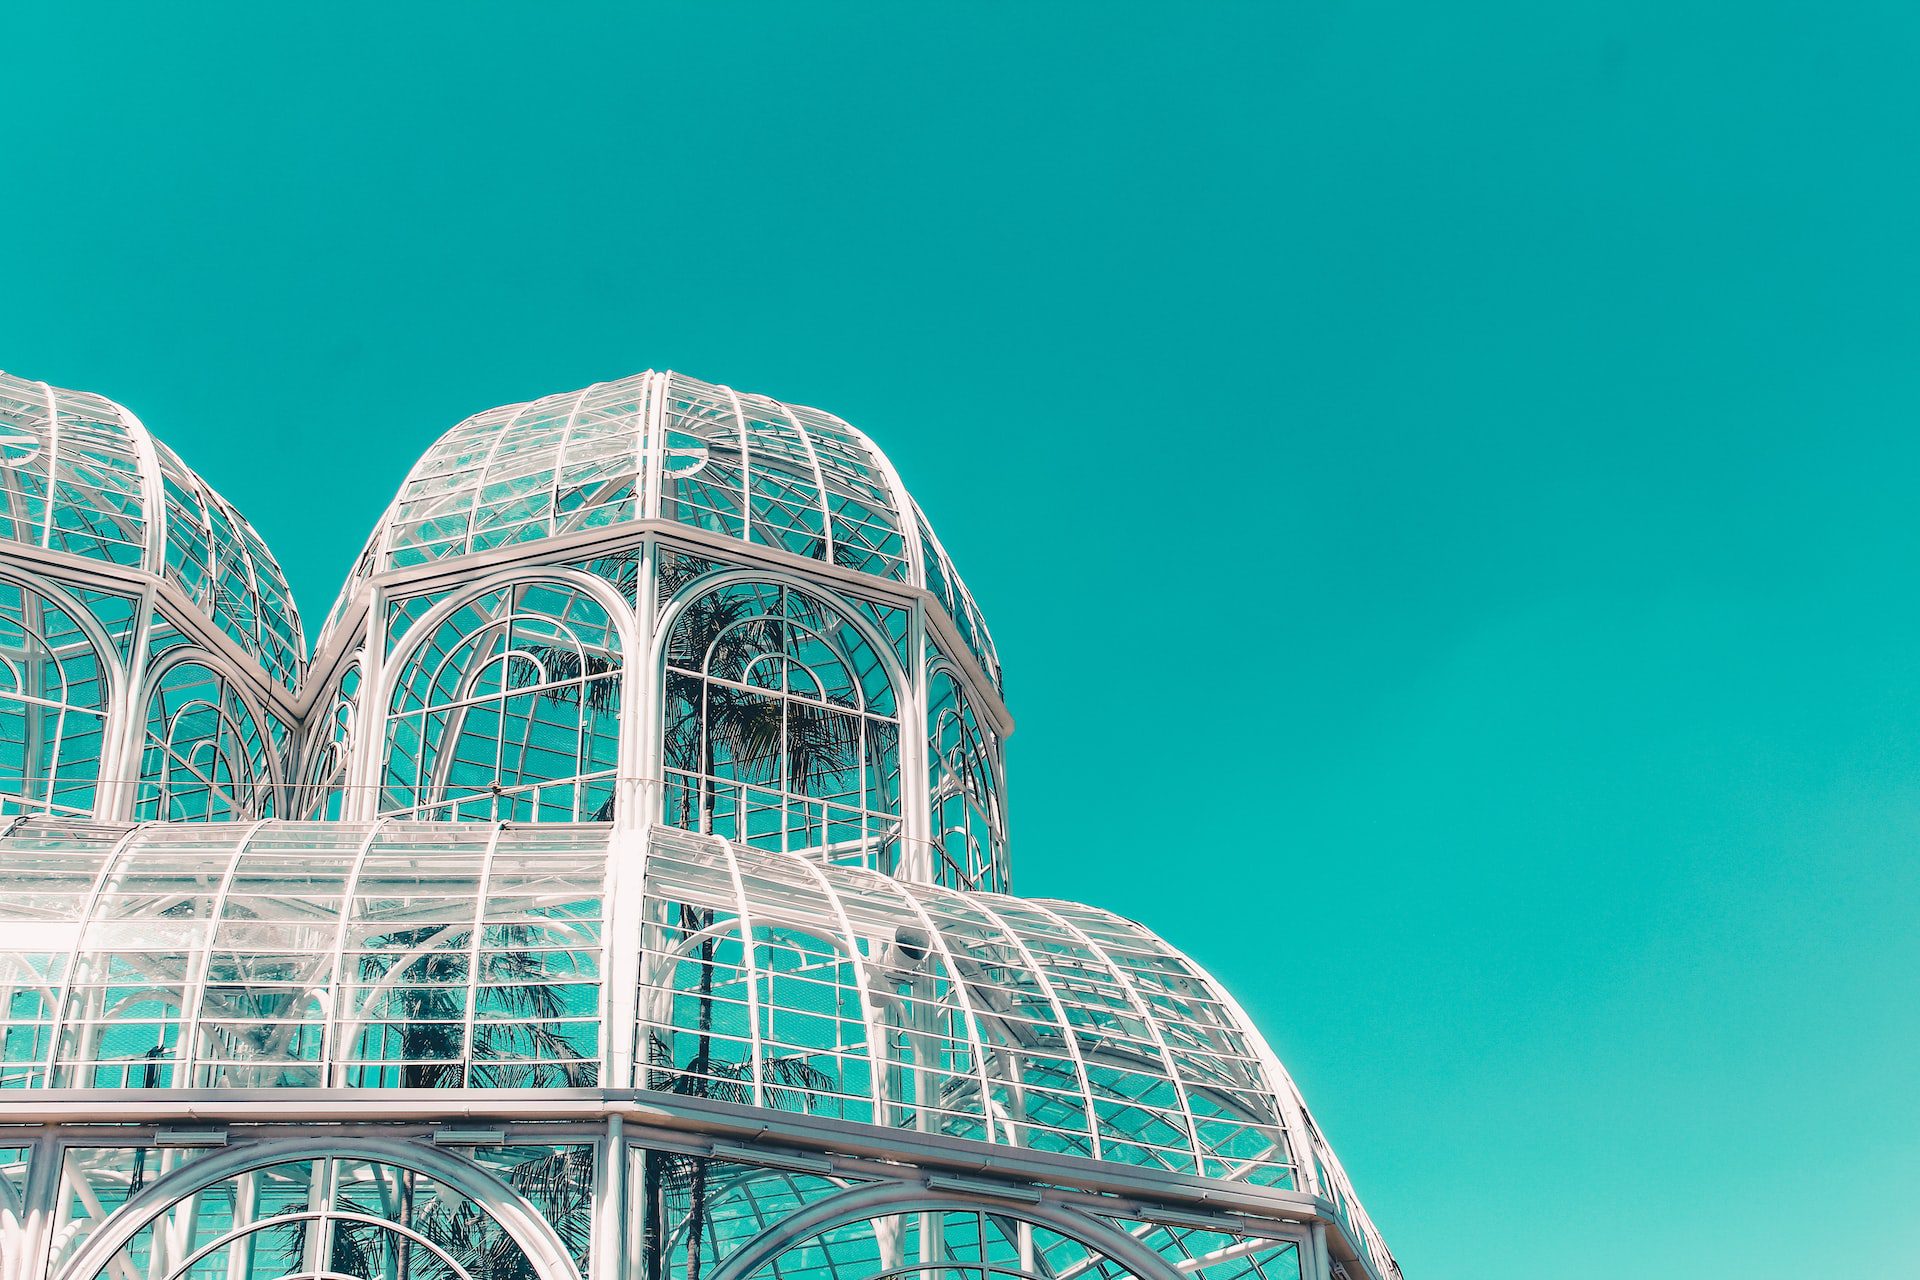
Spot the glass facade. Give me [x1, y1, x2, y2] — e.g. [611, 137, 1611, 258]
[0, 371, 303, 692]
[0, 371, 303, 827]
[0, 368, 1398, 1280]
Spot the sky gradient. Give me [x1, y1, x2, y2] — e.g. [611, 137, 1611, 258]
[5, 4, 1917, 1275]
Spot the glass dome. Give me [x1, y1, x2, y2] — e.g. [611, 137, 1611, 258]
[0, 371, 304, 689]
[317, 370, 997, 692]
[305, 370, 1010, 894]
[0, 372, 303, 825]
[0, 365, 1399, 1280]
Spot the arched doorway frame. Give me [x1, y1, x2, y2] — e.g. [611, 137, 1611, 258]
[700, 1180, 1185, 1280]
[51, 1135, 582, 1280]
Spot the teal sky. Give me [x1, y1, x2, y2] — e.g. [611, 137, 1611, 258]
[5, 3, 1917, 1274]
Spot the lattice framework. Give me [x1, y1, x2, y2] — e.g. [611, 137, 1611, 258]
[0, 365, 1399, 1280]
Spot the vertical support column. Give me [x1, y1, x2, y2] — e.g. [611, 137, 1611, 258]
[300, 1157, 334, 1276]
[917, 1208, 937, 1269]
[224, 1140, 259, 1280]
[456, 825, 507, 1088]
[104, 397, 168, 823]
[901, 598, 931, 884]
[604, 825, 648, 1089]
[591, 1114, 626, 1280]
[18, 1132, 61, 1280]
[96, 582, 158, 822]
[20, 589, 45, 811]
[622, 537, 659, 834]
[158, 1146, 200, 1280]
[341, 584, 387, 822]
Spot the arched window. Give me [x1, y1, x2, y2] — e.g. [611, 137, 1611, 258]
[677, 1184, 1307, 1280]
[136, 659, 276, 820]
[297, 663, 360, 819]
[649, 1161, 851, 1280]
[689, 1187, 1213, 1280]
[734, 1207, 1137, 1280]
[0, 578, 110, 818]
[383, 581, 622, 823]
[71, 1145, 588, 1280]
[661, 581, 900, 870]
[927, 664, 1007, 894]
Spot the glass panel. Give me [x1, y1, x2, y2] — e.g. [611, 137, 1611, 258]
[135, 660, 277, 821]
[151, 436, 302, 691]
[0, 373, 147, 568]
[297, 662, 361, 820]
[636, 1153, 851, 1280]
[926, 663, 1007, 894]
[382, 582, 621, 824]
[729, 1204, 1155, 1280]
[662, 581, 900, 874]
[463, 1145, 595, 1272]
[637, 831, 1303, 1181]
[0, 578, 110, 819]
[386, 377, 650, 571]
[88, 1154, 552, 1280]
[51, 1145, 214, 1274]
[1108, 1219, 1303, 1280]
[0, 824, 607, 1090]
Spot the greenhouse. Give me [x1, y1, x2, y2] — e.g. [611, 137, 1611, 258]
[0, 368, 1399, 1280]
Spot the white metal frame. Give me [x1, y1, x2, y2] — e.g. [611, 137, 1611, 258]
[0, 366, 1400, 1280]
[48, 1135, 583, 1280]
